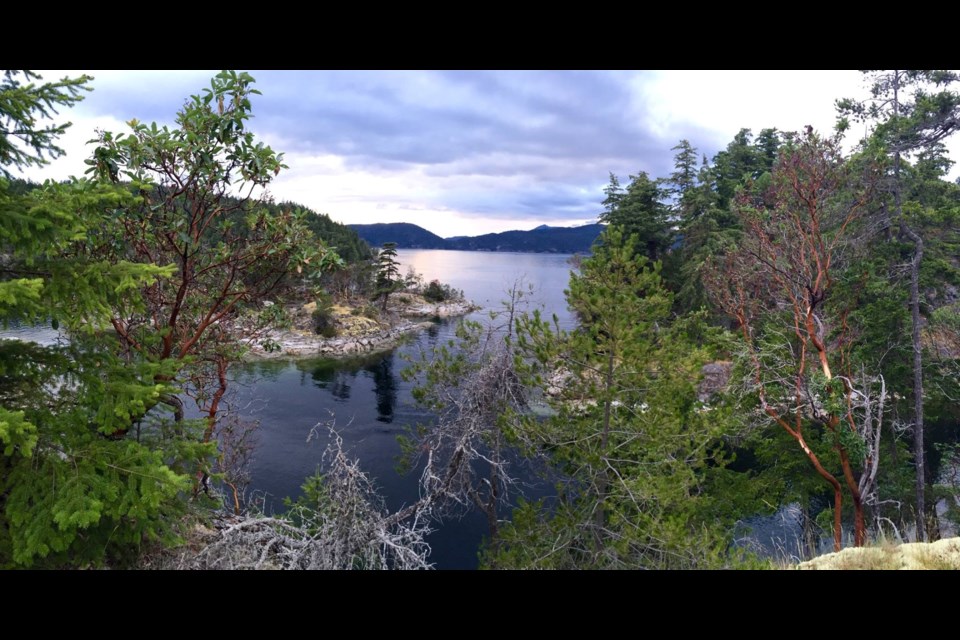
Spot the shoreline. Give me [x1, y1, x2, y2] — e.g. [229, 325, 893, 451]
[242, 298, 478, 361]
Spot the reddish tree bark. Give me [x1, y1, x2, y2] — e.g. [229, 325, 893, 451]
[706, 130, 878, 550]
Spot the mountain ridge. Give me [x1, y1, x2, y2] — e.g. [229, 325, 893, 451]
[350, 222, 604, 253]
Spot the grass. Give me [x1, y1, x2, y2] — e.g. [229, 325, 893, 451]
[797, 537, 960, 570]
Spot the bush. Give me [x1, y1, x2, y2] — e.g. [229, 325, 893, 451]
[312, 292, 337, 337]
[350, 304, 380, 321]
[423, 279, 461, 303]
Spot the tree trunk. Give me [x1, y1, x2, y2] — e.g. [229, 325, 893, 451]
[904, 223, 926, 541]
[890, 70, 927, 542]
[832, 486, 843, 552]
[837, 446, 866, 546]
[593, 348, 615, 544]
[801, 503, 817, 559]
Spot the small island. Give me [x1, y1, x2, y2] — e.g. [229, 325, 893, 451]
[243, 288, 478, 359]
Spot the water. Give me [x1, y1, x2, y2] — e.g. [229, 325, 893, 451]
[0, 251, 577, 569]
[237, 250, 579, 569]
[13, 252, 950, 565]
[0, 320, 63, 346]
[397, 250, 578, 330]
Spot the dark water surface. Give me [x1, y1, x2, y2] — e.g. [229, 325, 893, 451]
[237, 250, 578, 568]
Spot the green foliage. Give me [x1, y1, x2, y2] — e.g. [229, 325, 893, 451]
[661, 129, 785, 315]
[0, 338, 206, 567]
[0, 70, 341, 566]
[292, 204, 371, 264]
[375, 242, 401, 310]
[599, 171, 672, 263]
[76, 71, 343, 459]
[489, 228, 742, 569]
[311, 291, 337, 338]
[0, 71, 93, 177]
[83, 68, 341, 356]
[0, 70, 204, 567]
[422, 279, 461, 303]
[4, 436, 190, 567]
[0, 407, 36, 456]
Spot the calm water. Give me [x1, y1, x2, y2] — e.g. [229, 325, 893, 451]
[9, 251, 941, 564]
[0, 251, 578, 569]
[0, 320, 62, 346]
[237, 250, 578, 569]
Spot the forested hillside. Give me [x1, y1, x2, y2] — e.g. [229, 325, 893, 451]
[350, 222, 605, 253]
[445, 223, 604, 252]
[349, 222, 447, 249]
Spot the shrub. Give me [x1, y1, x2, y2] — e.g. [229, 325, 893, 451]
[350, 304, 381, 321]
[423, 279, 461, 303]
[312, 292, 337, 337]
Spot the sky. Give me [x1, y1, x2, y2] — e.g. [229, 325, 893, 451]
[19, 70, 960, 238]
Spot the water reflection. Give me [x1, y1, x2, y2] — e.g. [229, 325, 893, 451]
[306, 360, 353, 400]
[237, 250, 580, 568]
[365, 354, 398, 423]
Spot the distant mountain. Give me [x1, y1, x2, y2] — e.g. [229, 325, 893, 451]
[349, 223, 448, 249]
[350, 222, 604, 254]
[446, 224, 605, 253]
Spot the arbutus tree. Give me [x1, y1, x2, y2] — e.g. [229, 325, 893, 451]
[85, 71, 342, 500]
[706, 129, 884, 550]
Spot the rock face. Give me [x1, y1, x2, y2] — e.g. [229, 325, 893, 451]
[697, 361, 733, 402]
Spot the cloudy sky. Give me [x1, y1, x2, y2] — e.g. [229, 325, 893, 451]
[20, 70, 959, 238]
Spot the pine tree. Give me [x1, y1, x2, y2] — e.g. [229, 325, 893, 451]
[489, 228, 738, 568]
[375, 242, 401, 311]
[598, 171, 672, 262]
[838, 70, 960, 540]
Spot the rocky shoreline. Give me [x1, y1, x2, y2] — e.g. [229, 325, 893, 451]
[242, 297, 478, 360]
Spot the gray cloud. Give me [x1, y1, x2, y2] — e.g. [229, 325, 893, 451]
[67, 70, 745, 229]
[252, 71, 717, 224]
[75, 70, 217, 124]
[252, 70, 659, 167]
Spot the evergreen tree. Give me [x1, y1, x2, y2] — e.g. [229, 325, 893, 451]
[0, 71, 196, 567]
[0, 70, 92, 177]
[488, 228, 738, 568]
[838, 70, 960, 539]
[667, 139, 699, 205]
[375, 241, 401, 311]
[598, 171, 672, 262]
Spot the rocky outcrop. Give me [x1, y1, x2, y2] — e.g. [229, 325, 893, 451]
[243, 321, 435, 360]
[241, 293, 478, 361]
[388, 293, 479, 318]
[697, 361, 733, 402]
